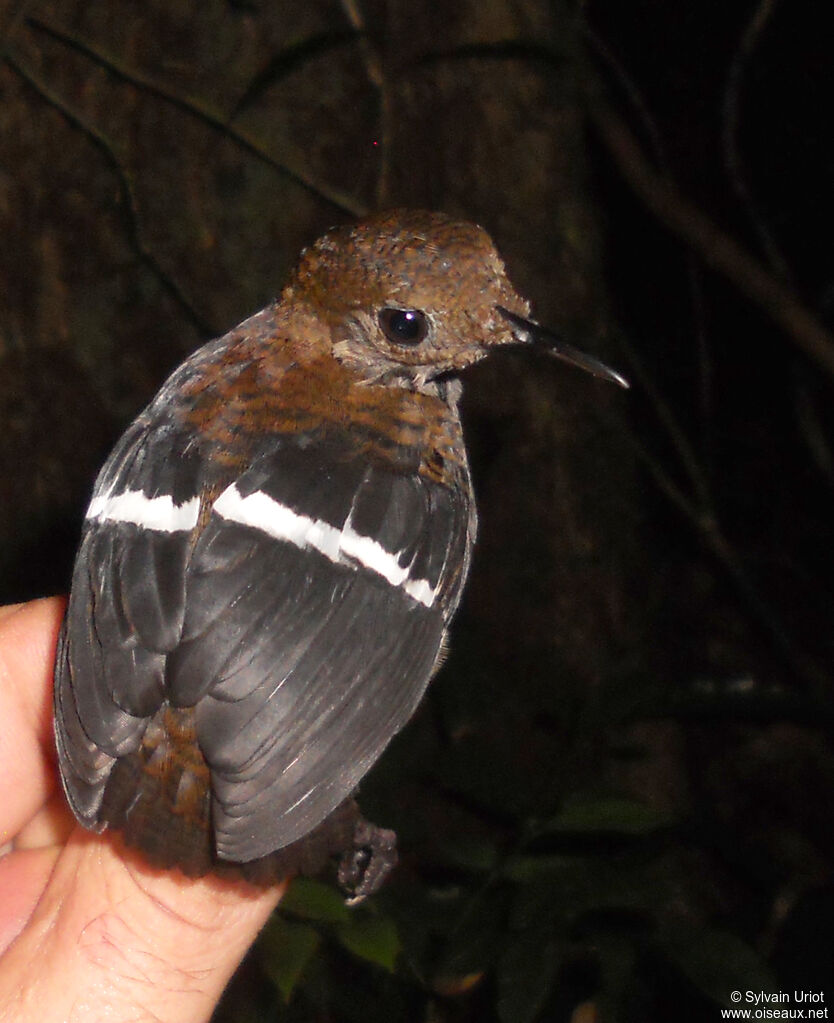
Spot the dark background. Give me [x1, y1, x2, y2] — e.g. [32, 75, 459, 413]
[1, 1, 832, 1020]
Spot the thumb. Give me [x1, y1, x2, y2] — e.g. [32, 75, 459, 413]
[0, 828, 284, 1023]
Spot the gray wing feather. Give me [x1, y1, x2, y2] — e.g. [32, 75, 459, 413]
[173, 453, 463, 862]
[55, 418, 471, 862]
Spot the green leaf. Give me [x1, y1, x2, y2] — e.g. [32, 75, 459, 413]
[537, 796, 673, 836]
[437, 834, 501, 874]
[505, 852, 671, 926]
[335, 914, 402, 972]
[660, 922, 778, 1006]
[508, 874, 586, 931]
[496, 929, 559, 1023]
[280, 876, 351, 922]
[595, 934, 640, 1023]
[434, 889, 508, 980]
[503, 853, 589, 883]
[259, 916, 321, 1002]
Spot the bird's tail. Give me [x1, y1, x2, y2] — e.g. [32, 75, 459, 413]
[98, 703, 365, 886]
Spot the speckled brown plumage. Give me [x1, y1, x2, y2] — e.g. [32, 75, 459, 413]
[181, 340, 468, 486]
[54, 209, 623, 897]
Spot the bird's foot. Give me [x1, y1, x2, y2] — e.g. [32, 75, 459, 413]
[337, 818, 398, 904]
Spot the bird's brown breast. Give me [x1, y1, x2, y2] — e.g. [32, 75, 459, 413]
[180, 330, 468, 488]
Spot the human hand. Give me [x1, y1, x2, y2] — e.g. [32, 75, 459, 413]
[0, 598, 284, 1023]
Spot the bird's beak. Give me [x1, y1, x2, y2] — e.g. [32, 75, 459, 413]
[496, 305, 630, 389]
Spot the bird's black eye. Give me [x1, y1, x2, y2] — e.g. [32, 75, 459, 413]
[378, 308, 428, 346]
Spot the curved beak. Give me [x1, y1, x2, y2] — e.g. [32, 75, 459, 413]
[496, 306, 630, 389]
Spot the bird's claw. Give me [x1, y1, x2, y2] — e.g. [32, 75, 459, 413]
[337, 819, 398, 904]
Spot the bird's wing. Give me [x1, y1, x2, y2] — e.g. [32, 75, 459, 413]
[55, 421, 471, 862]
[170, 440, 468, 861]
[54, 418, 206, 825]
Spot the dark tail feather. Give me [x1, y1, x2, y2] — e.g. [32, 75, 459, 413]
[97, 704, 383, 889]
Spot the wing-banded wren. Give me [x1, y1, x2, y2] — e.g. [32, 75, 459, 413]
[54, 209, 627, 898]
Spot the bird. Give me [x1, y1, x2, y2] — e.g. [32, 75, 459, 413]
[53, 209, 627, 898]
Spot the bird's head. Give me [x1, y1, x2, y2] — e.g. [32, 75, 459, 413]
[282, 209, 627, 391]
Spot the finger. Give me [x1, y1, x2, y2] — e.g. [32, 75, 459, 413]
[13, 794, 75, 851]
[0, 604, 25, 625]
[0, 598, 66, 835]
[0, 796, 74, 955]
[0, 846, 61, 955]
[0, 829, 285, 1023]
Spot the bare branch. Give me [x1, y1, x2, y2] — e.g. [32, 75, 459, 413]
[722, 0, 790, 279]
[26, 15, 367, 218]
[582, 26, 668, 173]
[586, 93, 834, 382]
[337, 0, 390, 207]
[4, 49, 214, 337]
[610, 414, 827, 693]
[339, 0, 383, 88]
